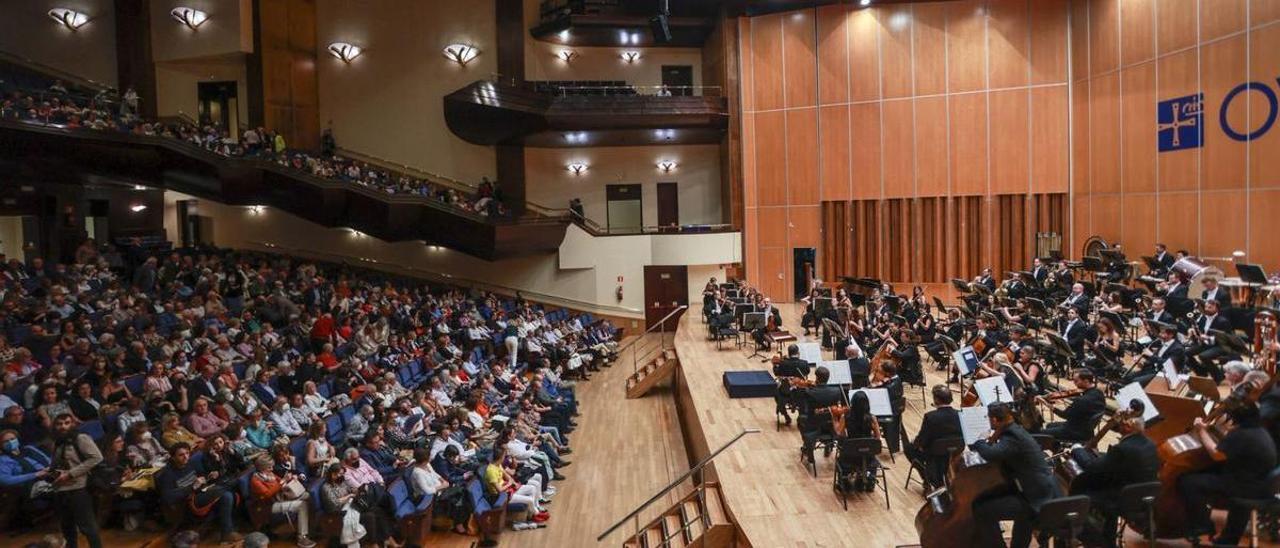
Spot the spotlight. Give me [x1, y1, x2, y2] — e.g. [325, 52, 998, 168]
[170, 7, 209, 30]
[442, 44, 479, 66]
[248, 205, 266, 215]
[48, 8, 90, 30]
[328, 42, 363, 63]
[566, 162, 588, 175]
[860, 0, 872, 6]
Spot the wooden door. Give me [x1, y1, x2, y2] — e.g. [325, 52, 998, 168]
[656, 182, 679, 230]
[644, 265, 688, 332]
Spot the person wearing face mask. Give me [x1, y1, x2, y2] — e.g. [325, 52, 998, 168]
[124, 422, 167, 469]
[270, 397, 304, 437]
[0, 428, 53, 529]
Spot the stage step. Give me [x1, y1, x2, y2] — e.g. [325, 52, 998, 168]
[663, 513, 687, 547]
[625, 352, 679, 399]
[624, 482, 735, 548]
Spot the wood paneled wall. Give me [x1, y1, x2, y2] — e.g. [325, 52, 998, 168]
[739, 1, 1071, 301]
[251, 0, 319, 150]
[1071, 0, 1280, 269]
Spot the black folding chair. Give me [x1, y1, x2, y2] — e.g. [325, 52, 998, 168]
[904, 436, 965, 492]
[1115, 481, 1162, 548]
[1225, 469, 1280, 548]
[833, 437, 890, 510]
[1035, 495, 1092, 547]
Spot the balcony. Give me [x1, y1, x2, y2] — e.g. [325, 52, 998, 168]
[0, 119, 570, 260]
[443, 80, 728, 147]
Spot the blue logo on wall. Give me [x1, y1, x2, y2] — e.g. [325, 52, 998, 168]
[1157, 93, 1203, 152]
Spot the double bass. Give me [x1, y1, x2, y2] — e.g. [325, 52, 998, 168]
[1150, 391, 1247, 537]
[915, 431, 1009, 547]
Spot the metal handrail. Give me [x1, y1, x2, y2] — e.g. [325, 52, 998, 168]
[616, 305, 687, 373]
[597, 428, 760, 542]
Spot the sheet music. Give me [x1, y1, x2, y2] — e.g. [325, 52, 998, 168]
[797, 342, 824, 365]
[822, 360, 853, 386]
[1162, 359, 1181, 389]
[973, 376, 1011, 406]
[849, 388, 893, 416]
[958, 406, 990, 446]
[952, 346, 979, 377]
[1116, 382, 1161, 421]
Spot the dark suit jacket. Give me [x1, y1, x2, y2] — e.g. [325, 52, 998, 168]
[187, 376, 221, 403]
[773, 357, 810, 379]
[880, 376, 905, 415]
[971, 424, 1061, 511]
[1072, 433, 1159, 497]
[1060, 320, 1087, 354]
[913, 406, 962, 454]
[1164, 283, 1189, 300]
[1201, 288, 1232, 308]
[848, 357, 871, 387]
[802, 385, 844, 415]
[1144, 339, 1186, 371]
[1192, 313, 1232, 337]
[1053, 388, 1106, 440]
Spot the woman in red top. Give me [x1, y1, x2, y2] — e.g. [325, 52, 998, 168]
[249, 455, 316, 547]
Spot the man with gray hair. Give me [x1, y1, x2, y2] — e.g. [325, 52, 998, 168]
[1222, 360, 1252, 391]
[848, 343, 870, 389]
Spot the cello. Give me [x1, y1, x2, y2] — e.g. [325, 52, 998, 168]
[914, 435, 1008, 547]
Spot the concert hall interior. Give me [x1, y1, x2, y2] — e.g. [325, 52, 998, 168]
[2, 0, 1280, 547]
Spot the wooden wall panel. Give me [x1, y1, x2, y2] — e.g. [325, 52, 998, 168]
[1156, 50, 1199, 192]
[1091, 194, 1122, 243]
[1250, 24, 1280, 188]
[1071, 196, 1092, 258]
[1031, 86, 1069, 193]
[1254, 0, 1280, 26]
[1071, 79, 1090, 194]
[783, 10, 817, 108]
[759, 247, 788, 305]
[1158, 193, 1199, 249]
[1119, 0, 1154, 67]
[742, 113, 758, 207]
[882, 100, 915, 198]
[789, 205, 821, 250]
[988, 0, 1030, 90]
[1088, 0, 1120, 75]
[879, 4, 915, 99]
[1030, 0, 1069, 85]
[947, 0, 987, 93]
[1200, 35, 1247, 191]
[1070, 0, 1091, 81]
[912, 3, 948, 97]
[849, 7, 881, 102]
[950, 92, 988, 195]
[757, 207, 788, 248]
[1250, 189, 1280, 268]
[1200, 0, 1246, 41]
[752, 14, 785, 111]
[739, 18, 755, 112]
[1200, 190, 1247, 259]
[1156, 0, 1197, 54]
[989, 89, 1030, 194]
[915, 96, 949, 196]
[755, 111, 788, 206]
[1121, 63, 1156, 193]
[786, 108, 820, 205]
[850, 103, 882, 199]
[816, 4, 849, 105]
[820, 105, 852, 201]
[1120, 194, 1157, 257]
[1089, 72, 1121, 193]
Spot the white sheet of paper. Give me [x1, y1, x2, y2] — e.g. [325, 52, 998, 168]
[797, 342, 824, 365]
[952, 346, 980, 376]
[974, 376, 1012, 406]
[1115, 382, 1161, 421]
[849, 388, 893, 416]
[1162, 358, 1181, 389]
[958, 406, 990, 446]
[822, 360, 852, 386]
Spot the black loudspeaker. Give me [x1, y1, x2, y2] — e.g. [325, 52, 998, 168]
[649, 13, 671, 44]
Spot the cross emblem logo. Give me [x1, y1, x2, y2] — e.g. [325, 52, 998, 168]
[1157, 93, 1204, 152]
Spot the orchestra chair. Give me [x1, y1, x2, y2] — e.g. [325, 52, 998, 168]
[1114, 481, 1162, 548]
[1049, 412, 1106, 452]
[798, 414, 839, 477]
[1223, 468, 1280, 548]
[1033, 495, 1091, 547]
[714, 325, 740, 350]
[904, 437, 965, 493]
[1032, 433, 1058, 454]
[833, 437, 890, 510]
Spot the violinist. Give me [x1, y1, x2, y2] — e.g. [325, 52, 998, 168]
[773, 345, 811, 426]
[846, 344, 870, 389]
[799, 366, 844, 465]
[751, 297, 782, 350]
[970, 402, 1061, 548]
[888, 326, 923, 386]
[870, 362, 906, 445]
[800, 284, 821, 336]
[838, 391, 883, 493]
[1068, 409, 1159, 548]
[1124, 322, 1185, 386]
[904, 385, 961, 490]
[1178, 403, 1277, 545]
[1038, 370, 1105, 444]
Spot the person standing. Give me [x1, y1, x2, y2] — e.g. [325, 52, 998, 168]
[50, 413, 104, 548]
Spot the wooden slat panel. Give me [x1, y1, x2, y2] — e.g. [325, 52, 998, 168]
[1157, 193, 1199, 250]
[882, 100, 915, 198]
[1031, 86, 1069, 193]
[1089, 72, 1121, 194]
[1200, 190, 1246, 260]
[742, 113, 758, 207]
[851, 103, 883, 199]
[739, 18, 755, 112]
[950, 92, 988, 195]
[989, 89, 1030, 195]
[1071, 79, 1090, 194]
[914, 96, 949, 197]
[1249, 189, 1280, 268]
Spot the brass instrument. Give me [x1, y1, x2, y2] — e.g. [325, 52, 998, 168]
[1255, 310, 1278, 376]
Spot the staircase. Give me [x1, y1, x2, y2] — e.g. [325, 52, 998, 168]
[626, 348, 678, 399]
[623, 483, 734, 548]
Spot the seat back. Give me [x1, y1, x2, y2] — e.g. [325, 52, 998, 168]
[927, 436, 966, 456]
[1116, 481, 1162, 534]
[1035, 495, 1092, 534]
[836, 437, 882, 467]
[325, 414, 345, 445]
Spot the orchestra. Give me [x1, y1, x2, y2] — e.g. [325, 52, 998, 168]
[701, 241, 1280, 546]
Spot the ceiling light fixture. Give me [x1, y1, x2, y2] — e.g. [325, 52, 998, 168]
[129, 204, 148, 213]
[620, 51, 641, 63]
[442, 43, 479, 66]
[248, 205, 266, 215]
[170, 7, 208, 30]
[566, 162, 587, 175]
[557, 50, 579, 63]
[48, 8, 90, 30]
[328, 42, 363, 63]
[657, 160, 677, 173]
[859, 0, 872, 6]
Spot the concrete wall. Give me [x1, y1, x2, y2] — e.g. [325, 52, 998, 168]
[0, 0, 118, 87]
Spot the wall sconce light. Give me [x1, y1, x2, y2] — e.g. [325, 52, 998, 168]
[443, 44, 479, 66]
[620, 51, 641, 63]
[557, 50, 579, 63]
[328, 42, 363, 63]
[859, 0, 872, 6]
[170, 7, 209, 30]
[657, 160, 677, 173]
[129, 204, 148, 213]
[248, 205, 266, 215]
[566, 162, 588, 175]
[48, 8, 90, 31]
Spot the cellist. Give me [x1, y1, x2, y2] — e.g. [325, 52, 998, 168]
[970, 402, 1061, 548]
[1068, 409, 1159, 548]
[773, 344, 811, 426]
[1178, 402, 1277, 545]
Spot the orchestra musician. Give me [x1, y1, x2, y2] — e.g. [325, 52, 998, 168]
[751, 297, 783, 350]
[1161, 272, 1190, 300]
[1084, 316, 1123, 378]
[1187, 299, 1235, 382]
[846, 344, 870, 389]
[975, 268, 997, 293]
[1145, 296, 1175, 327]
[970, 402, 1062, 548]
[1178, 403, 1278, 546]
[1058, 306, 1088, 361]
[800, 283, 822, 336]
[773, 344, 811, 426]
[1061, 283, 1089, 311]
[1152, 243, 1175, 277]
[1067, 409, 1160, 548]
[1038, 369, 1106, 444]
[1031, 257, 1049, 287]
[1200, 276, 1232, 308]
[904, 385, 962, 490]
[799, 366, 844, 464]
[871, 362, 906, 445]
[1124, 322, 1186, 386]
[838, 391, 884, 493]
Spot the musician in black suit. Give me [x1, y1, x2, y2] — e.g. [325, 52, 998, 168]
[773, 344, 811, 426]
[976, 268, 997, 293]
[1200, 277, 1232, 308]
[904, 385, 962, 489]
[799, 366, 845, 464]
[1069, 407, 1160, 548]
[1039, 369, 1106, 443]
[1058, 306, 1088, 361]
[1179, 403, 1278, 545]
[1124, 323, 1185, 386]
[1152, 243, 1175, 277]
[751, 297, 783, 350]
[1187, 299, 1235, 381]
[846, 344, 870, 389]
[1162, 274, 1189, 300]
[971, 402, 1062, 548]
[872, 362, 907, 451]
[1031, 257, 1049, 287]
[1145, 296, 1174, 327]
[1061, 283, 1089, 312]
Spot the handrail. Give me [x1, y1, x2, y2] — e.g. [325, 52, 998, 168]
[617, 305, 686, 373]
[596, 428, 760, 542]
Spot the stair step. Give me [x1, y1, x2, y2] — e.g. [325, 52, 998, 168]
[644, 525, 665, 548]
[683, 502, 705, 539]
[663, 513, 688, 548]
[624, 539, 642, 548]
[702, 486, 728, 525]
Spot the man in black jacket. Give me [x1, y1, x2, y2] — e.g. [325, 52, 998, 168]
[1187, 299, 1235, 381]
[1040, 369, 1106, 444]
[799, 366, 844, 464]
[971, 402, 1062, 548]
[1069, 406, 1160, 548]
[905, 385, 962, 489]
[1059, 306, 1088, 361]
[773, 344, 811, 425]
[1179, 404, 1277, 545]
[846, 344, 870, 389]
[1126, 323, 1186, 386]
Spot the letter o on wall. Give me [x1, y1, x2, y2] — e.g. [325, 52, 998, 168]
[1220, 81, 1279, 142]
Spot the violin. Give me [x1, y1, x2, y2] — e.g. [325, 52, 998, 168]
[1040, 388, 1084, 402]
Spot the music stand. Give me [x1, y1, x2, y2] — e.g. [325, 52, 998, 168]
[1186, 376, 1223, 402]
[951, 278, 972, 294]
[742, 312, 767, 359]
[936, 334, 960, 353]
[1025, 298, 1048, 318]
[1210, 329, 1250, 356]
[970, 283, 991, 297]
[932, 297, 949, 315]
[815, 297, 834, 317]
[1082, 256, 1104, 272]
[733, 304, 753, 325]
[1237, 263, 1268, 285]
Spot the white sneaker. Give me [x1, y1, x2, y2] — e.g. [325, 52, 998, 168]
[513, 522, 537, 531]
[544, 487, 558, 496]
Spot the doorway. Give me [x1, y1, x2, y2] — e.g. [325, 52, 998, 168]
[661, 65, 693, 96]
[606, 184, 643, 234]
[656, 182, 678, 230]
[197, 81, 239, 138]
[793, 248, 816, 301]
[644, 265, 688, 331]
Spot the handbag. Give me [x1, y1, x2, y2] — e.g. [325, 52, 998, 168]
[279, 477, 307, 501]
